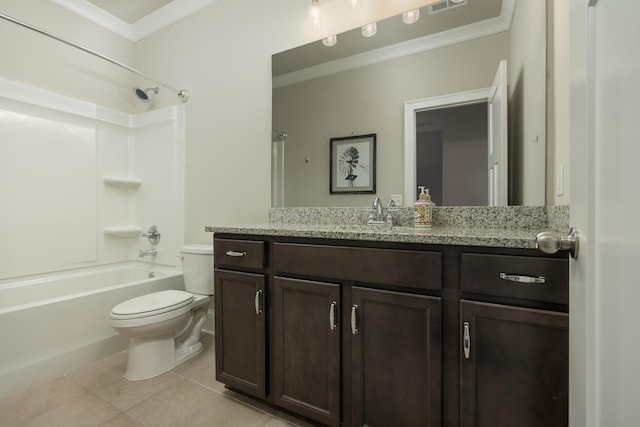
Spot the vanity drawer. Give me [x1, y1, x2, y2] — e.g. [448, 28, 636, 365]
[215, 239, 265, 270]
[273, 243, 442, 290]
[460, 253, 568, 304]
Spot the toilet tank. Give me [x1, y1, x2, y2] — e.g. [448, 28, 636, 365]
[180, 244, 214, 295]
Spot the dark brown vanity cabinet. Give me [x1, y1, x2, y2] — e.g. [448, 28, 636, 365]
[271, 276, 341, 426]
[214, 239, 267, 399]
[459, 253, 569, 427]
[350, 287, 442, 427]
[459, 301, 568, 427]
[213, 234, 569, 427]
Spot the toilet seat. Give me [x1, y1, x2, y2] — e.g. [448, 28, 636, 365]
[110, 290, 194, 320]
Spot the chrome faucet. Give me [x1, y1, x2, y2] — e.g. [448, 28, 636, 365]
[372, 197, 383, 221]
[139, 248, 157, 257]
[368, 197, 393, 226]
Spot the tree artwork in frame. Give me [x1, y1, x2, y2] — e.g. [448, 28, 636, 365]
[330, 133, 376, 194]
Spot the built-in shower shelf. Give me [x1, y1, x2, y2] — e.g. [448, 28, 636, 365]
[102, 176, 142, 189]
[103, 226, 142, 238]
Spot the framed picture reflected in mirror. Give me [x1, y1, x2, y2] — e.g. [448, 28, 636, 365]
[330, 133, 376, 194]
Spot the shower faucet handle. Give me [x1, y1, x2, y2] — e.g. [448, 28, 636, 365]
[141, 225, 161, 245]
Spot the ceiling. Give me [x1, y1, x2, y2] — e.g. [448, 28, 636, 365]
[87, 0, 174, 24]
[51, 0, 218, 41]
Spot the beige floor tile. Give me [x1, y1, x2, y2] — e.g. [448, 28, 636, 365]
[273, 411, 317, 427]
[220, 389, 280, 416]
[17, 382, 120, 427]
[266, 418, 305, 427]
[0, 376, 94, 426]
[170, 343, 224, 392]
[124, 377, 223, 427]
[83, 370, 184, 412]
[99, 413, 146, 427]
[68, 351, 129, 391]
[190, 396, 274, 427]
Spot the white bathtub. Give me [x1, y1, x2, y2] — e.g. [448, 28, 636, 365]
[0, 262, 184, 399]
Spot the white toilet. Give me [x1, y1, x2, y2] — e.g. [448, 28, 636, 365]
[110, 244, 214, 380]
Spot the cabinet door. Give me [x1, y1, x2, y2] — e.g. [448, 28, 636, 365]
[272, 277, 341, 427]
[214, 269, 266, 398]
[460, 300, 568, 427]
[351, 287, 442, 427]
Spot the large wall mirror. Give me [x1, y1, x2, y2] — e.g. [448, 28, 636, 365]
[272, 0, 549, 208]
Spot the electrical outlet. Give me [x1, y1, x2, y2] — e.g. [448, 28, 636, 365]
[390, 194, 403, 207]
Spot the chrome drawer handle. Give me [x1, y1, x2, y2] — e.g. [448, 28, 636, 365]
[225, 250, 247, 257]
[329, 301, 337, 331]
[463, 322, 471, 359]
[254, 289, 263, 315]
[500, 273, 546, 284]
[351, 305, 359, 335]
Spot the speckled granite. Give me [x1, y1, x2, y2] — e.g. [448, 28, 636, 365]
[546, 205, 570, 232]
[269, 206, 550, 229]
[206, 222, 540, 248]
[205, 206, 569, 248]
[206, 205, 570, 250]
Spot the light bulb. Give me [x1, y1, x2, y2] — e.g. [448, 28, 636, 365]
[361, 22, 377, 37]
[310, 0, 320, 28]
[322, 35, 337, 47]
[311, 0, 320, 19]
[403, 9, 420, 24]
[348, 0, 363, 9]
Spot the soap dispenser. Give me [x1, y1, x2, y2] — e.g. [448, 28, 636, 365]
[413, 186, 435, 228]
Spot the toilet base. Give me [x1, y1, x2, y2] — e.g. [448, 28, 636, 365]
[124, 335, 206, 380]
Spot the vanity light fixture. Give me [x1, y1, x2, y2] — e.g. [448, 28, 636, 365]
[322, 34, 337, 46]
[361, 22, 377, 37]
[402, 9, 420, 24]
[348, 0, 363, 9]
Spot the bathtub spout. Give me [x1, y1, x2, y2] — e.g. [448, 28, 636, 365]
[139, 248, 157, 257]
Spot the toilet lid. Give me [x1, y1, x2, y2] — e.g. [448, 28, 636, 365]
[111, 290, 194, 318]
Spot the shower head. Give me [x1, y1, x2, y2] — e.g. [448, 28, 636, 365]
[133, 86, 159, 103]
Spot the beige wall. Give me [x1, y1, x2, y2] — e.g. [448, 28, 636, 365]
[0, 0, 138, 112]
[2, 0, 571, 246]
[133, 0, 437, 243]
[273, 32, 508, 207]
[508, 0, 547, 205]
[551, 0, 570, 205]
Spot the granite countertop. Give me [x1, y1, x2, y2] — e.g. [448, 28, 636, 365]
[205, 222, 541, 249]
[205, 206, 569, 250]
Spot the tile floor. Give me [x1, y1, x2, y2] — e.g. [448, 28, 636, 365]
[0, 334, 314, 427]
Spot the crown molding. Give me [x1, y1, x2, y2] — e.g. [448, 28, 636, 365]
[51, 0, 219, 42]
[273, 0, 516, 88]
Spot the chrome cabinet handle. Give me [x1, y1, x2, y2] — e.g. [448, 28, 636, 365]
[226, 250, 247, 257]
[329, 301, 337, 330]
[499, 273, 546, 284]
[463, 322, 471, 359]
[351, 305, 359, 335]
[254, 289, 263, 315]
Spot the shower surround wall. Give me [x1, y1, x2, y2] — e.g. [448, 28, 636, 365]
[0, 79, 185, 280]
